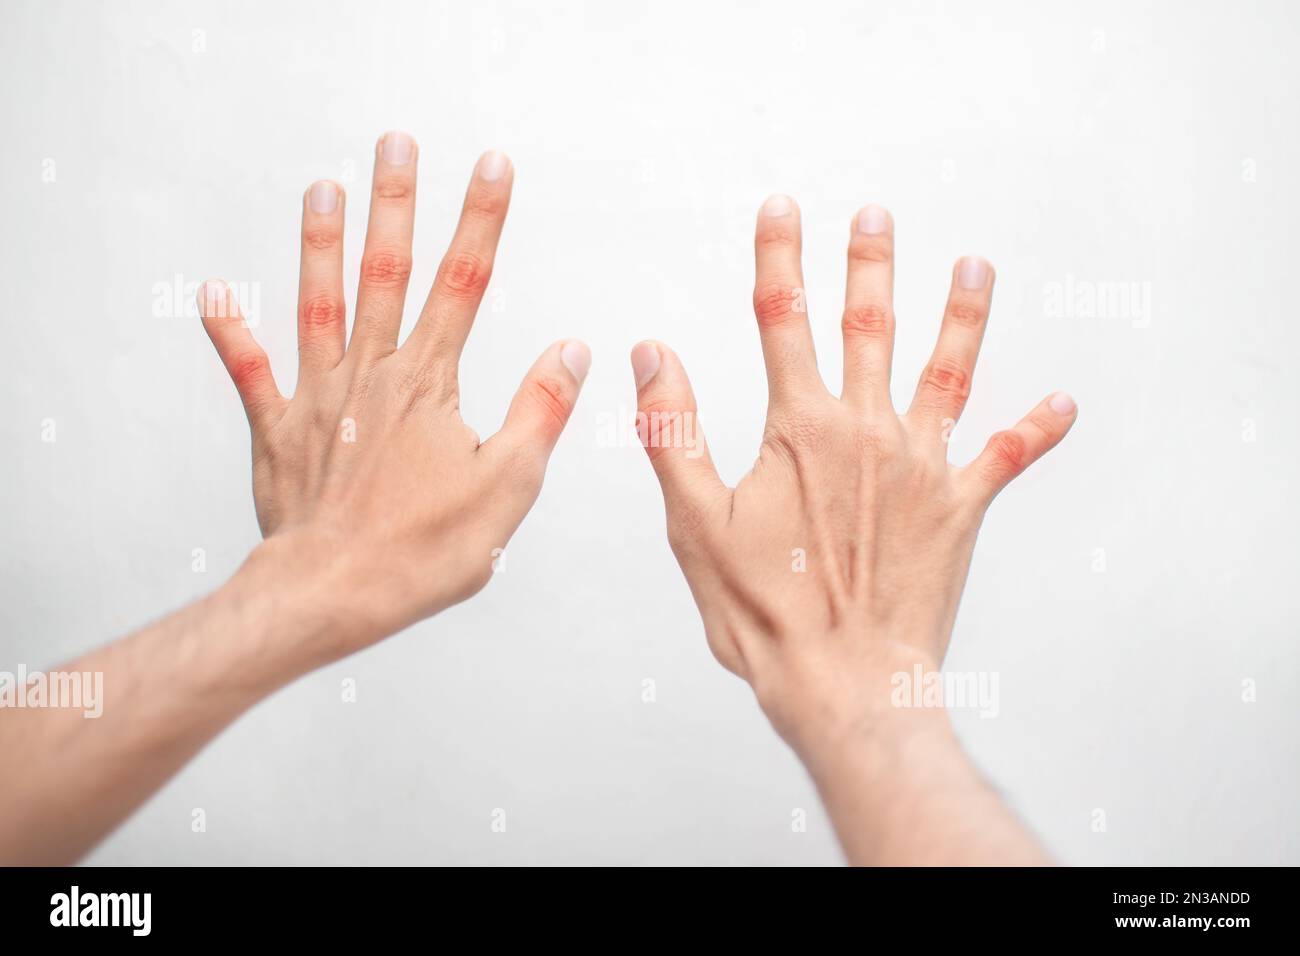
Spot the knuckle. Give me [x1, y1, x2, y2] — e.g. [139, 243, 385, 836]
[1024, 413, 1057, 441]
[360, 250, 413, 286]
[302, 226, 340, 251]
[755, 224, 798, 249]
[636, 399, 690, 461]
[228, 352, 270, 390]
[841, 303, 894, 338]
[437, 251, 491, 300]
[752, 283, 801, 327]
[986, 429, 1027, 477]
[298, 295, 345, 333]
[946, 301, 988, 329]
[373, 176, 413, 202]
[463, 189, 505, 221]
[920, 357, 971, 404]
[526, 375, 572, 431]
[848, 237, 892, 264]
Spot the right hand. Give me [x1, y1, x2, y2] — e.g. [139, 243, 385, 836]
[629, 195, 1076, 751]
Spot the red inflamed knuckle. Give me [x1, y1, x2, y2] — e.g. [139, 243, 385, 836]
[438, 251, 491, 299]
[920, 357, 971, 403]
[841, 304, 894, 338]
[374, 177, 413, 202]
[526, 376, 572, 431]
[946, 302, 988, 329]
[987, 430, 1027, 476]
[752, 284, 800, 327]
[302, 227, 340, 251]
[637, 399, 689, 461]
[298, 296, 345, 333]
[360, 251, 413, 286]
[229, 352, 270, 390]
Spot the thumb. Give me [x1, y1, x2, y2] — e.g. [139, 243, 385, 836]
[631, 340, 728, 514]
[486, 339, 590, 465]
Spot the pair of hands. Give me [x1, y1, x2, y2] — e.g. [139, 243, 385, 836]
[201, 131, 1076, 750]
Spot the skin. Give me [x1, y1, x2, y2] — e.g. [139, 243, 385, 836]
[0, 132, 590, 864]
[0, 151, 1069, 867]
[630, 195, 1077, 865]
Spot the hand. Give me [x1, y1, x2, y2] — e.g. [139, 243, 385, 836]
[630, 195, 1076, 753]
[0, 134, 594, 866]
[200, 132, 590, 655]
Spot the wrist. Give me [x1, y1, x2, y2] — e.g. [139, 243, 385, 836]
[790, 689, 957, 790]
[751, 636, 947, 766]
[762, 654, 1049, 865]
[222, 529, 390, 686]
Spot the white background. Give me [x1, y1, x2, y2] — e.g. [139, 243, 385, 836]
[2, 0, 1296, 865]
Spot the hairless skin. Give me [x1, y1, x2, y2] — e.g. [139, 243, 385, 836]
[630, 195, 1076, 865]
[0, 133, 591, 864]
[0, 149, 1072, 867]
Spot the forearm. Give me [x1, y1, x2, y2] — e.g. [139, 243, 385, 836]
[0, 535, 347, 864]
[790, 692, 1050, 866]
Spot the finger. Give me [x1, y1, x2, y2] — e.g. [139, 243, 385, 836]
[349, 130, 418, 362]
[297, 180, 347, 377]
[482, 340, 590, 469]
[961, 391, 1077, 503]
[198, 280, 284, 426]
[752, 195, 823, 405]
[841, 204, 895, 411]
[630, 340, 728, 516]
[405, 151, 513, 369]
[906, 256, 994, 441]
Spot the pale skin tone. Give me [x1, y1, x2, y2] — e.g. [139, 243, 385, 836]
[0, 147, 1071, 866]
[0, 132, 591, 864]
[630, 194, 1076, 865]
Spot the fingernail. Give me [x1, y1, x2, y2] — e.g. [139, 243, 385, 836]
[381, 131, 414, 166]
[857, 205, 890, 235]
[958, 256, 989, 290]
[561, 341, 591, 384]
[631, 342, 661, 388]
[477, 150, 509, 182]
[761, 194, 794, 217]
[1049, 391, 1076, 415]
[309, 181, 338, 214]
